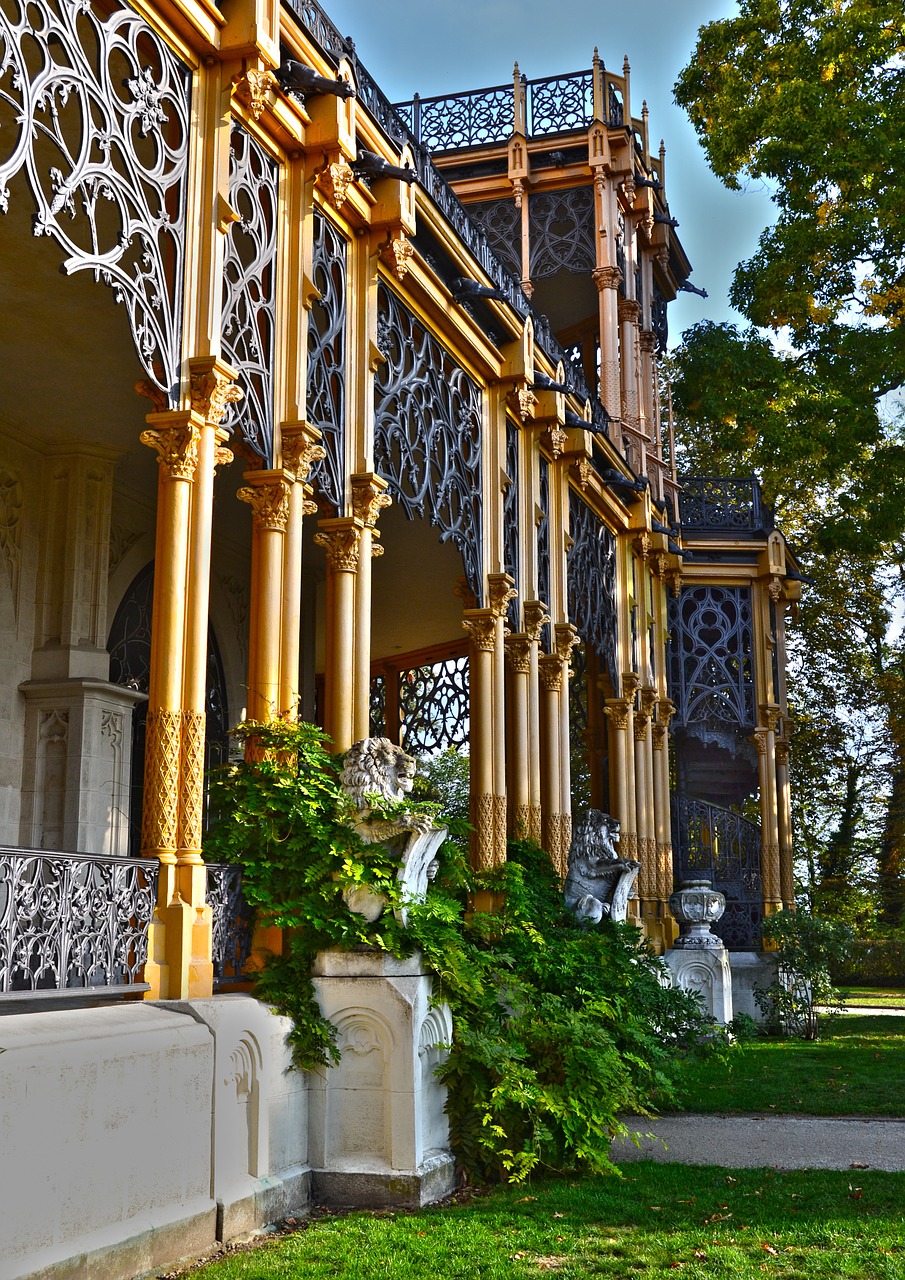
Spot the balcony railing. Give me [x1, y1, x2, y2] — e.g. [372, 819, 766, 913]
[678, 476, 774, 533]
[671, 795, 763, 949]
[0, 847, 158, 999]
[206, 862, 255, 988]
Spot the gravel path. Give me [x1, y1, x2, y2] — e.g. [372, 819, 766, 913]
[612, 1114, 905, 1171]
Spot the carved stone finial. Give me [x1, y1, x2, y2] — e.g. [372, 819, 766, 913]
[316, 159, 355, 210]
[564, 810, 639, 924]
[233, 69, 278, 122]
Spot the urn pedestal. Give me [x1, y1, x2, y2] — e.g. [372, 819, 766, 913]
[664, 880, 733, 1024]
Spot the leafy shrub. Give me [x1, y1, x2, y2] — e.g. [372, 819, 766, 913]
[756, 910, 854, 1039]
[205, 720, 720, 1182]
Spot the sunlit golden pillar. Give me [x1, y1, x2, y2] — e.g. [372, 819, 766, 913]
[539, 652, 565, 877]
[653, 697, 677, 944]
[505, 634, 531, 839]
[351, 475, 392, 743]
[315, 517, 363, 753]
[280, 424, 326, 718]
[523, 601, 549, 845]
[555, 623, 579, 864]
[239, 471, 292, 724]
[489, 575, 517, 864]
[463, 608, 497, 888]
[634, 686, 658, 943]
[618, 297, 642, 466]
[591, 161, 622, 420]
[776, 736, 795, 909]
[139, 411, 199, 999]
[754, 711, 782, 917]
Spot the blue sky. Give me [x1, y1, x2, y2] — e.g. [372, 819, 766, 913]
[323, 0, 773, 346]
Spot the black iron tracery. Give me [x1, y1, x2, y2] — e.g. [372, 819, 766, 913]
[206, 862, 254, 988]
[651, 279, 668, 352]
[671, 795, 763, 949]
[399, 655, 470, 756]
[221, 123, 278, 465]
[567, 490, 618, 687]
[528, 187, 596, 280]
[0, 0, 190, 404]
[307, 208, 347, 513]
[667, 585, 756, 733]
[537, 456, 551, 651]
[464, 198, 522, 280]
[527, 71, 594, 136]
[374, 283, 484, 603]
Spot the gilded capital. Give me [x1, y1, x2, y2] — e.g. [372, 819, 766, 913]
[462, 609, 497, 652]
[761, 704, 782, 733]
[281, 422, 326, 484]
[570, 457, 593, 490]
[639, 328, 657, 355]
[650, 551, 669, 579]
[523, 599, 551, 643]
[314, 518, 363, 571]
[140, 417, 199, 481]
[189, 357, 244, 427]
[505, 634, 532, 675]
[351, 473, 393, 528]
[665, 568, 683, 597]
[237, 473, 292, 532]
[617, 297, 642, 325]
[592, 265, 622, 292]
[621, 671, 641, 701]
[604, 698, 631, 732]
[538, 652, 564, 693]
[488, 572, 517, 618]
[651, 722, 668, 752]
[554, 622, 580, 665]
[656, 697, 676, 726]
[233, 69, 277, 122]
[633, 712, 651, 743]
[640, 686, 658, 717]
[543, 424, 568, 459]
[506, 384, 538, 421]
[632, 531, 652, 562]
[380, 230, 415, 281]
[316, 159, 354, 210]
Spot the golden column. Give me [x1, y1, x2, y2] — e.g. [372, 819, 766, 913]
[238, 471, 293, 724]
[634, 685, 658, 939]
[618, 297, 642, 467]
[555, 623, 579, 863]
[489, 575, 517, 863]
[279, 424, 326, 718]
[505, 634, 532, 839]
[652, 698, 677, 937]
[775, 736, 795, 909]
[351, 475, 392, 743]
[523, 601, 550, 846]
[463, 608, 498, 886]
[539, 651, 566, 876]
[139, 411, 205, 999]
[315, 518, 364, 753]
[753, 708, 783, 916]
[593, 260, 623, 421]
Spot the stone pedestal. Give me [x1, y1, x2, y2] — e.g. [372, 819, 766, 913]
[309, 948, 455, 1208]
[663, 945, 733, 1025]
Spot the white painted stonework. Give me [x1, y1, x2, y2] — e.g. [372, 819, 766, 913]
[663, 944, 734, 1025]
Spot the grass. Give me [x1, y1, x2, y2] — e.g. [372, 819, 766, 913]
[838, 987, 905, 1008]
[670, 1014, 905, 1116]
[173, 1164, 905, 1279]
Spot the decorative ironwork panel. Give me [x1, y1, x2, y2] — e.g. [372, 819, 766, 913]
[651, 280, 668, 353]
[307, 208, 347, 513]
[281, 0, 348, 61]
[374, 283, 484, 603]
[369, 673, 387, 738]
[615, 211, 626, 297]
[537, 456, 551, 651]
[671, 795, 763, 949]
[206, 862, 254, 988]
[567, 491, 618, 686]
[568, 642, 592, 812]
[678, 477, 771, 532]
[668, 585, 756, 731]
[221, 124, 278, 465]
[0, 848, 158, 992]
[465, 198, 522, 280]
[0, 0, 190, 404]
[608, 82, 624, 128]
[504, 419, 520, 632]
[528, 187, 596, 280]
[399, 655, 470, 756]
[407, 84, 513, 151]
[527, 71, 593, 136]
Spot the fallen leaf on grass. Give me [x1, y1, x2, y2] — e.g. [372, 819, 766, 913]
[693, 1250, 708, 1260]
[535, 1257, 566, 1271]
[515, 1196, 537, 1203]
[761, 1243, 778, 1256]
[849, 1186, 863, 1200]
[552, 1211, 564, 1219]
[705, 1213, 733, 1224]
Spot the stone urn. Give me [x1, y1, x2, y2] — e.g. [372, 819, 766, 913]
[669, 879, 726, 950]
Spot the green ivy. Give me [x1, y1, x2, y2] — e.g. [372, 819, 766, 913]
[204, 720, 719, 1181]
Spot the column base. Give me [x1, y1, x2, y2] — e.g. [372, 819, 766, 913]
[313, 1151, 456, 1210]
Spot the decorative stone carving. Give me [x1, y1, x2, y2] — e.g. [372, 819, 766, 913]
[237, 477, 291, 533]
[668, 879, 726, 950]
[487, 573, 517, 618]
[351, 474, 392, 528]
[462, 610, 497, 652]
[506, 384, 538, 421]
[316, 159, 355, 210]
[314, 519, 362, 570]
[505, 635, 531, 675]
[232, 69, 278, 122]
[281, 424, 326, 485]
[189, 358, 244, 426]
[592, 265, 622, 292]
[380, 230, 415, 281]
[523, 600, 551, 643]
[140, 420, 199, 481]
[570, 457, 594, 490]
[563, 810, 640, 924]
[543, 424, 568, 459]
[339, 738, 447, 927]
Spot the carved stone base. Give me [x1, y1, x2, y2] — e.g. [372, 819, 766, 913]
[663, 945, 733, 1025]
[313, 1150, 456, 1210]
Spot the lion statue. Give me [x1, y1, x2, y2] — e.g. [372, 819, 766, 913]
[563, 810, 640, 925]
[338, 737, 445, 926]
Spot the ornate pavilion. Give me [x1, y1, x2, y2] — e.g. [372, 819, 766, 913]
[0, 0, 800, 1273]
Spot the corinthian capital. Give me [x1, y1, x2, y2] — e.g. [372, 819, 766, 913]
[488, 572, 517, 618]
[188, 356, 243, 427]
[538, 652, 564, 693]
[140, 414, 200, 481]
[351, 473, 393, 528]
[314, 517, 363, 571]
[281, 422, 326, 484]
[592, 265, 623, 292]
[462, 608, 497, 652]
[237, 472, 292, 532]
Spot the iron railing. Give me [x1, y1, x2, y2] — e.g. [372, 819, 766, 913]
[678, 477, 774, 533]
[0, 847, 158, 996]
[671, 795, 763, 949]
[206, 862, 254, 988]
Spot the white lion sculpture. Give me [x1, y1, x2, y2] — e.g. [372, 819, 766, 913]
[563, 810, 640, 924]
[339, 737, 445, 925]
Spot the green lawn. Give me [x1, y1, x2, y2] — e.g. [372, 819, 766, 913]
[670, 1014, 905, 1115]
[839, 987, 905, 1008]
[174, 1164, 905, 1279]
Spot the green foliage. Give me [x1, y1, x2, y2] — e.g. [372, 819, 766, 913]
[756, 910, 854, 1039]
[205, 723, 718, 1182]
